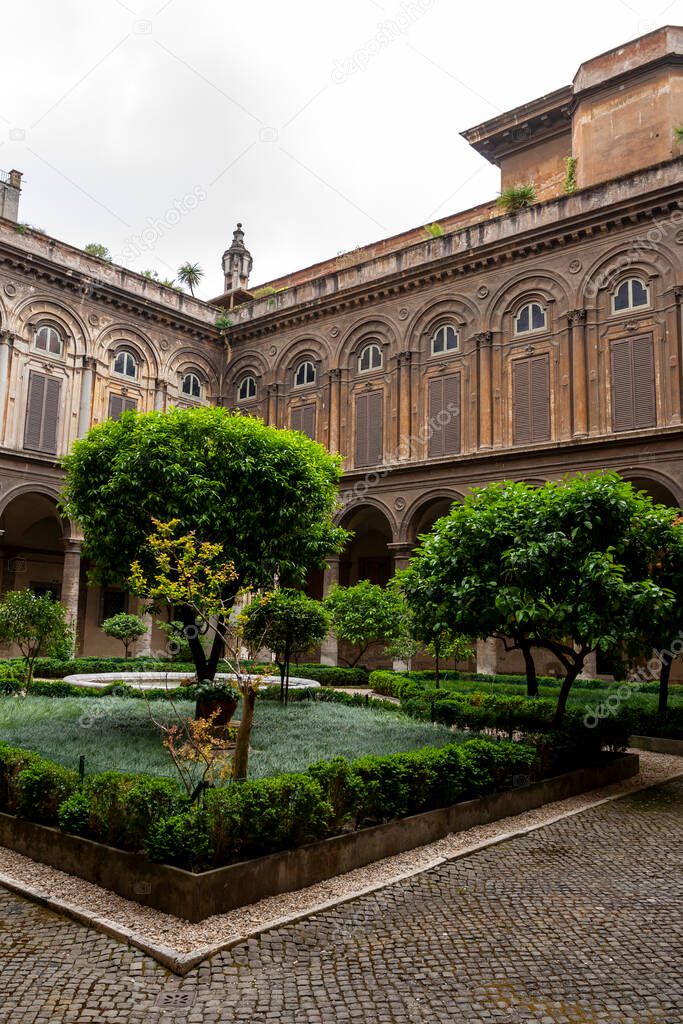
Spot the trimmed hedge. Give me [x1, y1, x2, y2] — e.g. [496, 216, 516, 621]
[0, 663, 27, 694]
[0, 735, 541, 872]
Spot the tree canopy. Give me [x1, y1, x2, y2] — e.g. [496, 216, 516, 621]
[324, 581, 404, 667]
[0, 590, 73, 684]
[400, 473, 680, 721]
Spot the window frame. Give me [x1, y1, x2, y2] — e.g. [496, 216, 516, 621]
[237, 374, 257, 403]
[293, 360, 316, 388]
[181, 371, 202, 400]
[430, 323, 459, 357]
[513, 301, 547, 337]
[357, 342, 383, 374]
[34, 323, 64, 357]
[611, 277, 651, 316]
[112, 347, 139, 380]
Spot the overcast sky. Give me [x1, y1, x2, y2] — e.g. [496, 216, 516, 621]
[1, 0, 679, 301]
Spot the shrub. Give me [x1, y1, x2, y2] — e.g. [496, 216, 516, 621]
[205, 774, 331, 863]
[496, 183, 536, 213]
[0, 663, 26, 694]
[14, 760, 79, 824]
[144, 808, 214, 870]
[0, 743, 42, 814]
[295, 664, 369, 687]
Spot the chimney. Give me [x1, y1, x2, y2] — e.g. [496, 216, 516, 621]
[0, 169, 22, 222]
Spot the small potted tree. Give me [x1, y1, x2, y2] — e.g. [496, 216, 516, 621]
[194, 678, 240, 726]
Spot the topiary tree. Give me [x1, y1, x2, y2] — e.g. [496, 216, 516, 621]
[240, 589, 330, 704]
[61, 406, 347, 684]
[324, 581, 404, 667]
[0, 590, 74, 685]
[401, 473, 676, 723]
[101, 612, 146, 659]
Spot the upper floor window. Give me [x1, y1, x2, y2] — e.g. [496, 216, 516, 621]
[34, 324, 63, 356]
[181, 371, 201, 399]
[431, 323, 459, 355]
[113, 348, 138, 379]
[358, 343, 383, 373]
[514, 301, 547, 335]
[294, 360, 316, 387]
[237, 374, 257, 402]
[612, 277, 649, 314]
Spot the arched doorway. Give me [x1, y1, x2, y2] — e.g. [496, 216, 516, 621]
[0, 490, 82, 649]
[339, 504, 394, 587]
[622, 475, 681, 509]
[406, 494, 459, 546]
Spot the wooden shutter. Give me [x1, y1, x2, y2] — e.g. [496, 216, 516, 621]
[108, 394, 137, 421]
[512, 355, 550, 445]
[631, 336, 656, 428]
[291, 403, 316, 439]
[355, 391, 383, 467]
[24, 372, 61, 454]
[428, 373, 461, 457]
[530, 355, 550, 442]
[611, 335, 655, 432]
[611, 339, 634, 432]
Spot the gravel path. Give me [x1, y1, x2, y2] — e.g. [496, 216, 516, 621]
[0, 749, 680, 961]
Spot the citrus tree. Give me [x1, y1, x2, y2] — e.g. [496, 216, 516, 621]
[324, 581, 404, 667]
[62, 407, 346, 683]
[101, 612, 146, 659]
[0, 590, 73, 685]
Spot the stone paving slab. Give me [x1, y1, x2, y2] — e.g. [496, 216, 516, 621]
[1, 778, 682, 1023]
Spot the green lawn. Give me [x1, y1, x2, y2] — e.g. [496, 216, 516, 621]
[0, 695, 460, 780]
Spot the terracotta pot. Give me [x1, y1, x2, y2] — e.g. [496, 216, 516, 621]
[195, 695, 238, 726]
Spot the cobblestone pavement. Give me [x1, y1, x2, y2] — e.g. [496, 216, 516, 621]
[1, 779, 682, 1023]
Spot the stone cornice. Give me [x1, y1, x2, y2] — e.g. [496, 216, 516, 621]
[226, 159, 683, 343]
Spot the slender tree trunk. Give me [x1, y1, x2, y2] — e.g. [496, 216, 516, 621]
[520, 640, 538, 697]
[553, 661, 581, 726]
[232, 685, 256, 781]
[285, 657, 290, 707]
[275, 659, 286, 703]
[659, 653, 673, 717]
[178, 603, 208, 680]
[435, 649, 441, 690]
[206, 614, 226, 679]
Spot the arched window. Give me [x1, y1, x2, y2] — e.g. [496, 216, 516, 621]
[612, 277, 649, 314]
[431, 323, 459, 355]
[237, 374, 257, 402]
[113, 348, 138, 379]
[34, 324, 63, 356]
[358, 343, 383, 373]
[514, 301, 547, 335]
[181, 372, 201, 399]
[294, 360, 316, 387]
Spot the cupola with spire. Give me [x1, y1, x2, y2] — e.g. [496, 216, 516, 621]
[221, 223, 253, 307]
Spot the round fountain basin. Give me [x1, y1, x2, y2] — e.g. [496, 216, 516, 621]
[61, 671, 321, 691]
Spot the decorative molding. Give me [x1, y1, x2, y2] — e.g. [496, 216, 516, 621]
[476, 285, 489, 299]
[567, 308, 587, 325]
[473, 331, 493, 348]
[568, 259, 582, 274]
[3, 282, 17, 297]
[397, 307, 409, 321]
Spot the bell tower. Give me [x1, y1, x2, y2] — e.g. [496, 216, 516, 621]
[221, 223, 253, 305]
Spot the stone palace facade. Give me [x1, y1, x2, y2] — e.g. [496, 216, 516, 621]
[0, 26, 681, 671]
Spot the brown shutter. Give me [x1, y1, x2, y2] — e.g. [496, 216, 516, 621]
[530, 355, 550, 442]
[355, 393, 369, 467]
[428, 374, 460, 457]
[512, 358, 531, 444]
[442, 372, 461, 454]
[24, 372, 60, 454]
[367, 390, 383, 466]
[631, 335, 656, 428]
[428, 378, 443, 458]
[108, 394, 124, 421]
[355, 391, 383, 467]
[24, 373, 46, 450]
[42, 378, 61, 453]
[301, 403, 316, 440]
[611, 339, 634, 432]
[108, 395, 137, 421]
[291, 403, 315, 439]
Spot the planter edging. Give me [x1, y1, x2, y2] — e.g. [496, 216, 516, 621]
[0, 753, 639, 922]
[628, 734, 683, 756]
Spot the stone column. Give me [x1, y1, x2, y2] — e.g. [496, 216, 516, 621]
[320, 555, 341, 666]
[0, 333, 14, 439]
[136, 610, 154, 658]
[579, 650, 598, 680]
[154, 379, 168, 412]
[77, 356, 96, 437]
[388, 542, 413, 574]
[61, 540, 82, 642]
[327, 369, 341, 452]
[266, 384, 279, 427]
[476, 636, 498, 675]
[397, 352, 412, 460]
[568, 309, 588, 437]
[475, 332, 493, 450]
